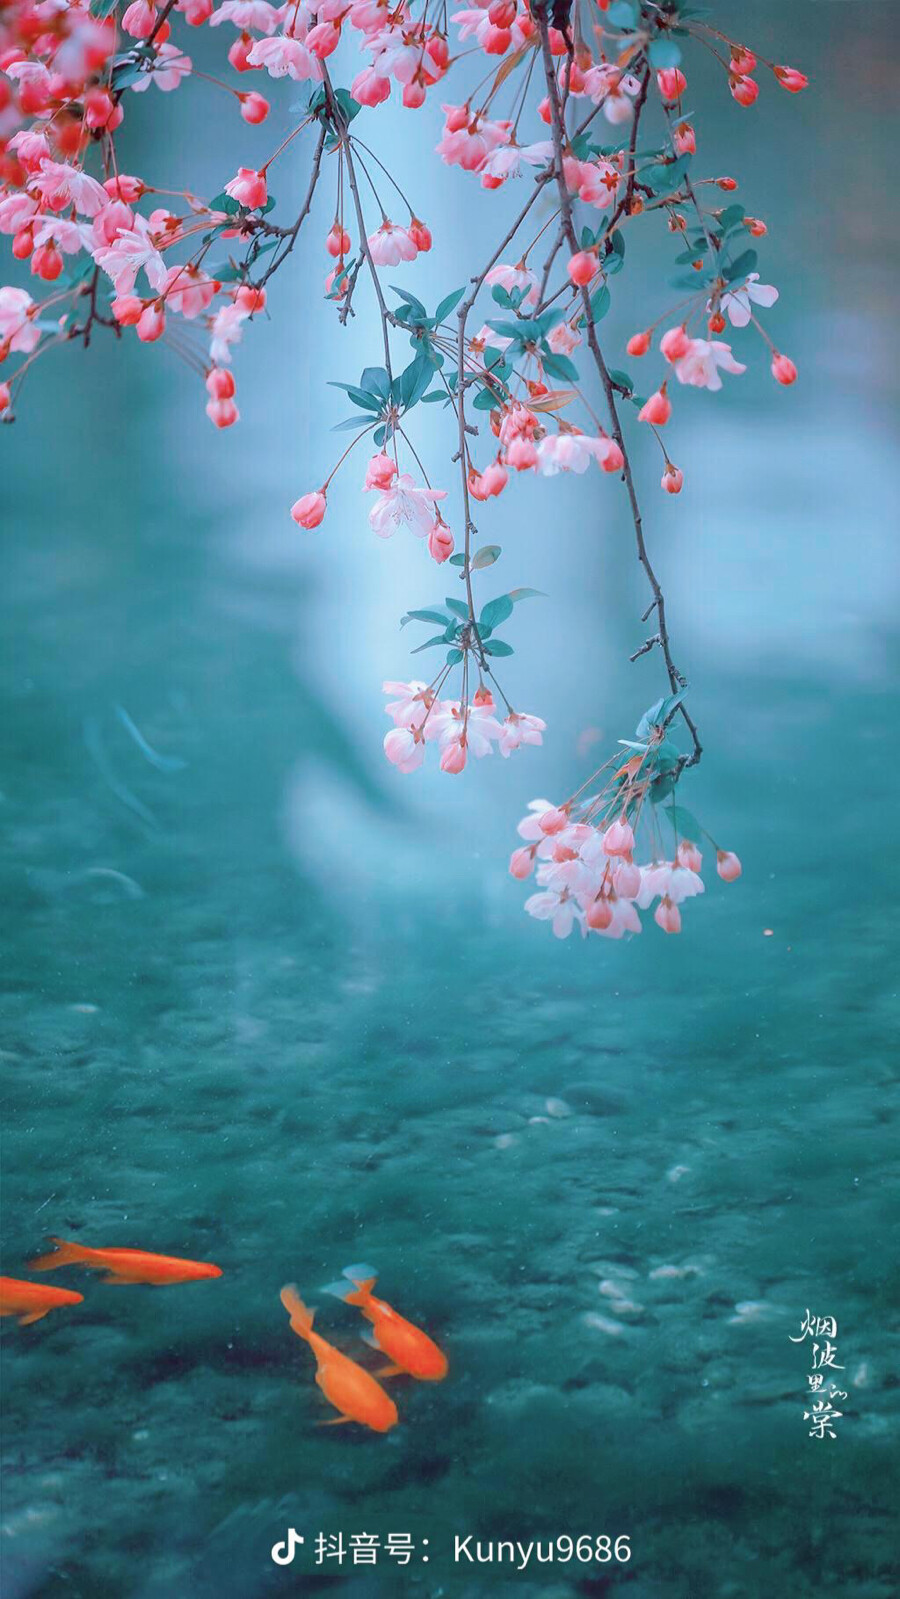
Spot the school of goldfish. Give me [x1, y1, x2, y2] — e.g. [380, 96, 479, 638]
[1, 1242, 447, 1433]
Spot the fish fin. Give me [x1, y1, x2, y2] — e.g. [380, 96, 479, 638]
[27, 1237, 93, 1272]
[18, 1310, 49, 1326]
[360, 1329, 382, 1351]
[321, 1279, 354, 1301]
[343, 1263, 378, 1285]
[373, 1363, 404, 1379]
[343, 1270, 378, 1307]
[280, 1284, 314, 1336]
[316, 1415, 352, 1427]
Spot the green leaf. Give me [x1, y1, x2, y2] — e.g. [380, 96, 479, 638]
[328, 381, 383, 412]
[473, 389, 502, 411]
[605, 0, 637, 25]
[664, 804, 703, 842]
[400, 608, 451, 628]
[636, 690, 686, 740]
[541, 351, 579, 382]
[397, 349, 433, 410]
[332, 415, 374, 432]
[448, 554, 466, 567]
[360, 365, 391, 398]
[608, 367, 634, 394]
[435, 287, 466, 321]
[718, 204, 746, 234]
[208, 191, 239, 217]
[391, 285, 428, 318]
[723, 249, 757, 284]
[446, 648, 464, 665]
[411, 635, 450, 653]
[589, 284, 611, 322]
[483, 639, 514, 657]
[480, 594, 513, 630]
[648, 38, 682, 68]
[445, 598, 469, 621]
[471, 545, 501, 571]
[507, 587, 545, 603]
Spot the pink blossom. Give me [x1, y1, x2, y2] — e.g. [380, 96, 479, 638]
[93, 218, 166, 296]
[209, 301, 250, 365]
[498, 712, 546, 757]
[30, 159, 108, 217]
[367, 221, 417, 266]
[225, 167, 267, 210]
[674, 339, 746, 391]
[208, 0, 281, 30]
[1, 291, 43, 357]
[484, 261, 539, 306]
[368, 473, 447, 538]
[716, 850, 742, 881]
[247, 35, 322, 80]
[122, 0, 157, 38]
[384, 725, 425, 773]
[160, 263, 218, 317]
[719, 272, 778, 328]
[383, 680, 434, 729]
[524, 889, 585, 940]
[130, 42, 192, 91]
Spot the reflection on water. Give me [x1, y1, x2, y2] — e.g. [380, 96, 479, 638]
[2, 2, 899, 1595]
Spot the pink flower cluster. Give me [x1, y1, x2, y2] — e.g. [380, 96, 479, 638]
[383, 681, 544, 775]
[511, 800, 742, 940]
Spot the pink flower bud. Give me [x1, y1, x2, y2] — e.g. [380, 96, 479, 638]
[673, 120, 695, 155]
[509, 847, 535, 880]
[122, 0, 156, 40]
[717, 176, 738, 191]
[729, 74, 759, 107]
[716, 850, 742, 882]
[205, 367, 235, 400]
[774, 65, 808, 93]
[771, 352, 797, 385]
[136, 301, 165, 342]
[505, 436, 538, 471]
[602, 817, 635, 857]
[235, 285, 265, 313]
[440, 739, 467, 774]
[567, 250, 596, 286]
[656, 67, 687, 102]
[660, 325, 691, 362]
[428, 520, 454, 563]
[206, 397, 239, 428]
[228, 32, 254, 71]
[0, 381, 10, 413]
[539, 806, 568, 835]
[111, 295, 143, 325]
[408, 217, 432, 252]
[638, 385, 671, 426]
[402, 80, 426, 109]
[290, 490, 327, 529]
[654, 896, 682, 934]
[326, 222, 351, 258]
[677, 839, 702, 873]
[104, 174, 144, 202]
[627, 330, 651, 357]
[586, 896, 613, 930]
[730, 47, 757, 74]
[239, 92, 269, 125]
[662, 464, 683, 494]
[31, 242, 62, 281]
[364, 453, 397, 491]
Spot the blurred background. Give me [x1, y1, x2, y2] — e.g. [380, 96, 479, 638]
[2, 3, 898, 1596]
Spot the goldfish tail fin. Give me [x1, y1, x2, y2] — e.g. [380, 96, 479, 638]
[280, 1284, 315, 1337]
[342, 1264, 378, 1304]
[321, 1279, 354, 1302]
[27, 1237, 92, 1272]
[343, 1262, 378, 1286]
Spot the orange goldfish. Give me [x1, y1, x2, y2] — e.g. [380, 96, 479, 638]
[27, 1237, 223, 1286]
[0, 1275, 84, 1326]
[327, 1265, 448, 1381]
[280, 1284, 398, 1433]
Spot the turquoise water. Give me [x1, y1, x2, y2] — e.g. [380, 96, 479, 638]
[2, 3, 899, 1595]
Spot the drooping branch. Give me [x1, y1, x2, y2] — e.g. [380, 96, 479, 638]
[534, 4, 702, 769]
